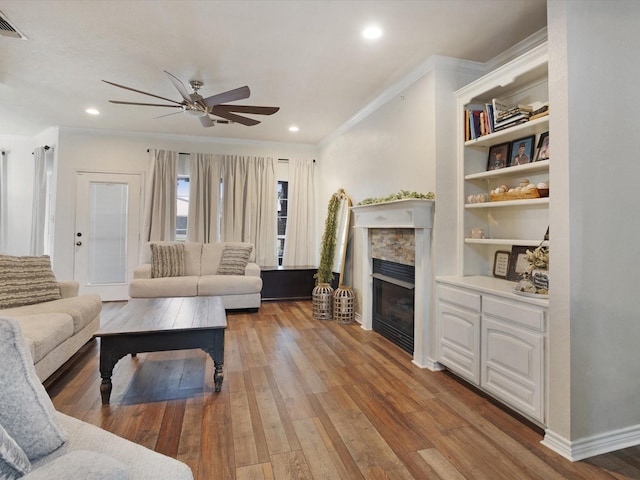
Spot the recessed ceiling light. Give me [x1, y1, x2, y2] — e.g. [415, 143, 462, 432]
[85, 108, 100, 115]
[362, 25, 382, 40]
[289, 125, 299, 132]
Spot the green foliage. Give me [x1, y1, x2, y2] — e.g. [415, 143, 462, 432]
[314, 189, 346, 284]
[357, 189, 435, 205]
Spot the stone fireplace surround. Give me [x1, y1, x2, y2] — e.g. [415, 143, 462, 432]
[351, 199, 435, 368]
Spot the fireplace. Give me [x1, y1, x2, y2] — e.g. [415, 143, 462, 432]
[372, 259, 415, 354]
[351, 198, 434, 367]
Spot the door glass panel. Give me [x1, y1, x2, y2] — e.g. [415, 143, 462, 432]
[88, 182, 127, 284]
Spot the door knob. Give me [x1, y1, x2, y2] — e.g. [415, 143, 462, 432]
[76, 241, 82, 246]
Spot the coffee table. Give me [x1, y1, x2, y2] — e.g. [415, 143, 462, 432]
[94, 296, 227, 404]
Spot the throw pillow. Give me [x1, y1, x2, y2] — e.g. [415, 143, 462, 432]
[150, 243, 185, 278]
[216, 244, 252, 275]
[0, 256, 61, 309]
[0, 318, 67, 461]
[21, 451, 130, 480]
[0, 423, 31, 480]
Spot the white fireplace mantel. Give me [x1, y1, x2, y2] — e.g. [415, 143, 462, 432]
[351, 199, 436, 369]
[351, 198, 434, 229]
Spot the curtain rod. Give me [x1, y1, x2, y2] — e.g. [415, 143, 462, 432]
[146, 150, 315, 163]
[146, 149, 189, 155]
[31, 145, 50, 155]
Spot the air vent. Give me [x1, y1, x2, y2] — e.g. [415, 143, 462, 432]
[0, 10, 27, 39]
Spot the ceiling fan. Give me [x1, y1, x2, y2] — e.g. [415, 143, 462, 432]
[102, 71, 279, 127]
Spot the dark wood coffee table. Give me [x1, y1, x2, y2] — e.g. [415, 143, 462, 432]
[94, 296, 227, 404]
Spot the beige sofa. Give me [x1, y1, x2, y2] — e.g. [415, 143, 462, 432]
[0, 255, 101, 382]
[128, 241, 262, 310]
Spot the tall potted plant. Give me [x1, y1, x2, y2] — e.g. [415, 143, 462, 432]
[312, 189, 345, 320]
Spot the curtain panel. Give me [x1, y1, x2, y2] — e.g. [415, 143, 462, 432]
[220, 155, 276, 266]
[29, 146, 48, 255]
[187, 153, 222, 243]
[0, 151, 6, 251]
[143, 149, 178, 242]
[282, 159, 315, 266]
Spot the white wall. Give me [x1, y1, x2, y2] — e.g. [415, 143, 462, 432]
[546, 0, 640, 456]
[47, 128, 317, 280]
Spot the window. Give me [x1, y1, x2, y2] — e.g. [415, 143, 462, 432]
[176, 153, 190, 241]
[277, 180, 288, 265]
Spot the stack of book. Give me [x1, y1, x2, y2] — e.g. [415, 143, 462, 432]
[493, 101, 533, 131]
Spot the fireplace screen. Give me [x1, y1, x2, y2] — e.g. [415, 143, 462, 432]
[372, 259, 415, 354]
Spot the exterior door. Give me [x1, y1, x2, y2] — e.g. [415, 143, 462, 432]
[74, 172, 142, 301]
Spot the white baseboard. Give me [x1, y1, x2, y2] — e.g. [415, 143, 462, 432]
[543, 423, 640, 461]
[412, 358, 445, 371]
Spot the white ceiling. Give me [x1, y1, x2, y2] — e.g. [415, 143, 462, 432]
[0, 0, 547, 145]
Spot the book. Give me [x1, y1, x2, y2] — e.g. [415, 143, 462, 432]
[494, 112, 531, 127]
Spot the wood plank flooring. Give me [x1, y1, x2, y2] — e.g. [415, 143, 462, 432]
[47, 300, 640, 479]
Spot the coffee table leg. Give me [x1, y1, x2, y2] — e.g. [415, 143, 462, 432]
[203, 329, 225, 392]
[214, 360, 224, 392]
[100, 375, 113, 405]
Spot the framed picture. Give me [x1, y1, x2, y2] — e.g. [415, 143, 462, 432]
[509, 135, 535, 166]
[535, 131, 550, 161]
[507, 245, 530, 281]
[493, 250, 510, 279]
[487, 142, 510, 171]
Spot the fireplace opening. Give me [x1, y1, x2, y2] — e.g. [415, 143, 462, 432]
[372, 258, 415, 354]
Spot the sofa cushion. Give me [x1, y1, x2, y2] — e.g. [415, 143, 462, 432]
[0, 423, 31, 479]
[22, 450, 130, 480]
[144, 242, 201, 276]
[0, 317, 68, 461]
[198, 275, 263, 296]
[216, 244, 253, 275]
[150, 243, 185, 278]
[200, 242, 224, 275]
[1, 295, 102, 335]
[37, 413, 194, 479]
[128, 277, 199, 298]
[12, 314, 74, 364]
[0, 255, 61, 309]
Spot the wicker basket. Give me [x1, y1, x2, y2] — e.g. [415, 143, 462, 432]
[490, 188, 544, 202]
[333, 286, 355, 324]
[312, 283, 334, 320]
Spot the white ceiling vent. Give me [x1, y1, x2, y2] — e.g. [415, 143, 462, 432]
[0, 11, 27, 39]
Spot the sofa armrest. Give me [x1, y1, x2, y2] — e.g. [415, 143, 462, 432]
[245, 263, 261, 277]
[57, 281, 79, 298]
[133, 264, 152, 279]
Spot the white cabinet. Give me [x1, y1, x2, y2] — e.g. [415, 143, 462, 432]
[481, 295, 545, 423]
[436, 284, 481, 384]
[436, 280, 547, 425]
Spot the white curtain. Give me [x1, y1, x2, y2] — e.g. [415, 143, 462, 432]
[220, 155, 276, 266]
[30, 146, 48, 255]
[283, 159, 315, 266]
[0, 151, 7, 252]
[187, 153, 222, 243]
[143, 149, 178, 242]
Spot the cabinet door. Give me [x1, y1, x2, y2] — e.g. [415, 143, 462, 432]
[481, 316, 544, 422]
[437, 301, 481, 385]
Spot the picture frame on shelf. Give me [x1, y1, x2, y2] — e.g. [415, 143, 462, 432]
[507, 245, 530, 281]
[487, 142, 510, 171]
[493, 250, 510, 279]
[535, 131, 550, 161]
[509, 135, 535, 166]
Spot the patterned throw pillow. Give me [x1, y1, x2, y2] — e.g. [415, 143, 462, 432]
[150, 243, 185, 278]
[0, 423, 31, 480]
[0, 255, 61, 309]
[216, 244, 252, 275]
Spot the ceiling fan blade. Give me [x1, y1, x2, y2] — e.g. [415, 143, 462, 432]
[200, 115, 215, 127]
[164, 70, 192, 103]
[108, 100, 182, 108]
[155, 110, 185, 119]
[203, 86, 251, 107]
[214, 105, 280, 115]
[210, 106, 260, 126]
[102, 80, 183, 105]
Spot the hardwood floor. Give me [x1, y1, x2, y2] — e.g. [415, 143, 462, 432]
[47, 300, 640, 479]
